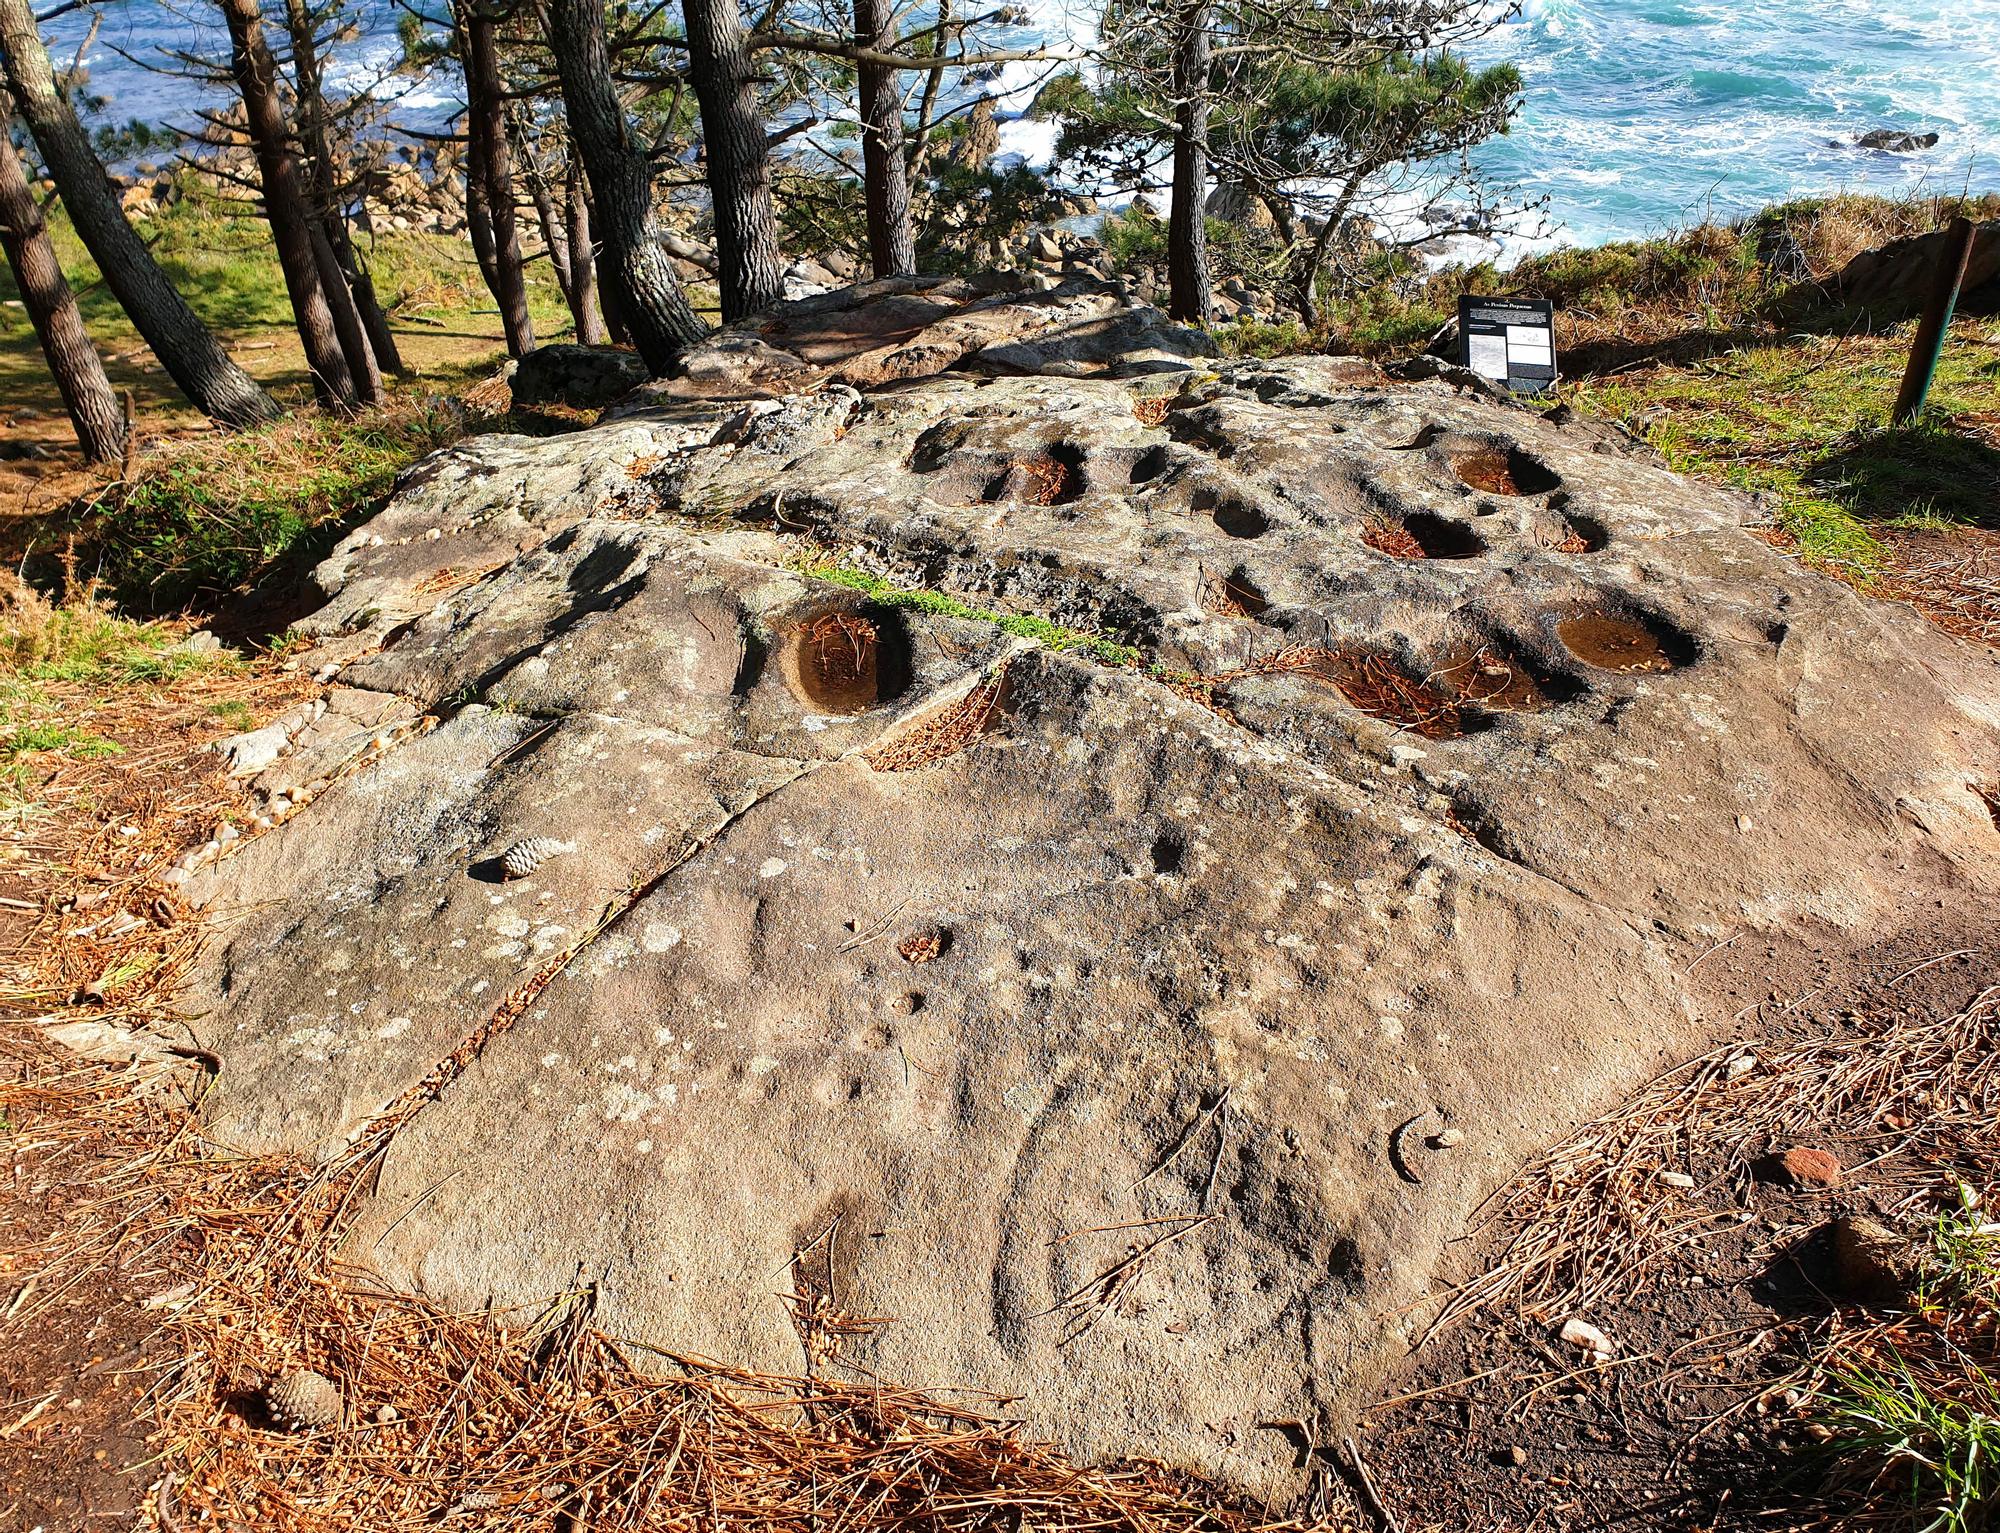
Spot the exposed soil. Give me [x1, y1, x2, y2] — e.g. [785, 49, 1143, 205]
[1355, 933, 2000, 1533]
[0, 1032, 191, 1531]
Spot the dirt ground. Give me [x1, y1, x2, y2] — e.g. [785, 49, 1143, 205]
[1360, 933, 1999, 1532]
[0, 1032, 190, 1528]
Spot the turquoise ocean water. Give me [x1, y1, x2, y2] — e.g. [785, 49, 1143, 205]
[40, 0, 2000, 252]
[1460, 0, 1997, 250]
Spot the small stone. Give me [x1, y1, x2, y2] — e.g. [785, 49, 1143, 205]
[889, 992, 923, 1016]
[1778, 1147, 1843, 1189]
[1508, 1445, 1528, 1466]
[219, 723, 288, 778]
[1559, 1317, 1614, 1358]
[1726, 1051, 1758, 1079]
[373, 1403, 398, 1425]
[1429, 1127, 1465, 1149]
[1831, 1215, 1922, 1303]
[1659, 1170, 1696, 1188]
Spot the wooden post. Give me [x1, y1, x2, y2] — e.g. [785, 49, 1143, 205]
[1891, 215, 1977, 426]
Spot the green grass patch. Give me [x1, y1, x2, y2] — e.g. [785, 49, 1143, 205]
[1, 599, 219, 686]
[1212, 318, 1317, 359]
[1815, 1354, 1999, 1533]
[792, 558, 1141, 667]
[1810, 1188, 2000, 1533]
[1566, 320, 2000, 574]
[208, 698, 256, 730]
[85, 397, 470, 606]
[0, 591, 234, 808]
[1, 722, 121, 759]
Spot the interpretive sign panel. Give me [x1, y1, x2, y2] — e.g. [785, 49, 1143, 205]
[1459, 296, 1556, 395]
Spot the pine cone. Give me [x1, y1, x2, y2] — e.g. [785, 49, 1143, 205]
[499, 837, 567, 879]
[263, 1368, 342, 1430]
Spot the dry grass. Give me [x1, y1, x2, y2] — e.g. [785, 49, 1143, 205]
[1878, 533, 2000, 649]
[1017, 456, 1078, 507]
[1358, 520, 1426, 560]
[0, 592, 311, 1023]
[803, 611, 879, 691]
[1421, 982, 2000, 1341]
[1198, 569, 1268, 619]
[410, 560, 508, 600]
[1183, 643, 1538, 740]
[865, 663, 1011, 772]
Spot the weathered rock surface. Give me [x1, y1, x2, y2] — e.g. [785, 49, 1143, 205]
[639, 274, 1214, 401]
[168, 295, 2000, 1500]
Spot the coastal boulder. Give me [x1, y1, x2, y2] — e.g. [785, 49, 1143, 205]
[1854, 128, 1941, 152]
[509, 344, 650, 409]
[170, 291, 2000, 1502]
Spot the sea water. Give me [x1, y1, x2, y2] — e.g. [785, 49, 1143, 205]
[38, 0, 2000, 254]
[1458, 0, 1997, 251]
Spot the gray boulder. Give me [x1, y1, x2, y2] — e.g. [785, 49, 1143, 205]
[648, 275, 1214, 399]
[170, 312, 2000, 1502]
[1854, 128, 1940, 152]
[510, 344, 650, 409]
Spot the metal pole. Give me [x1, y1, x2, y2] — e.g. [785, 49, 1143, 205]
[1891, 215, 1978, 426]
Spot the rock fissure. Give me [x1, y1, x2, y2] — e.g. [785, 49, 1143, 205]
[334, 752, 833, 1170]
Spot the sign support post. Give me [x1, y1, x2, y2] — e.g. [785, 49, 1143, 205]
[1891, 216, 1977, 427]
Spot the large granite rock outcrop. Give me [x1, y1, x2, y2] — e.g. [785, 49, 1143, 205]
[175, 300, 2000, 1500]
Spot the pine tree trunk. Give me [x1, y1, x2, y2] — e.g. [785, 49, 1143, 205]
[522, 140, 574, 301]
[1166, 0, 1212, 325]
[458, 0, 533, 356]
[310, 215, 383, 400]
[284, 0, 407, 376]
[548, 0, 705, 372]
[0, 89, 125, 461]
[0, 0, 277, 425]
[343, 238, 405, 378]
[218, 0, 358, 409]
[464, 135, 502, 298]
[854, 0, 913, 277]
[563, 155, 608, 345]
[682, 0, 785, 320]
